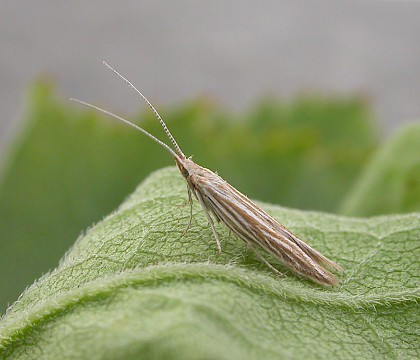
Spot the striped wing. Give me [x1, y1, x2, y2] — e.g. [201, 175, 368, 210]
[190, 166, 342, 286]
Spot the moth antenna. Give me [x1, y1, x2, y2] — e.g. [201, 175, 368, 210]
[103, 61, 185, 159]
[70, 98, 181, 161]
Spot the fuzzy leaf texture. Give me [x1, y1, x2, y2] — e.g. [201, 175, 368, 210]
[0, 81, 376, 312]
[0, 167, 419, 359]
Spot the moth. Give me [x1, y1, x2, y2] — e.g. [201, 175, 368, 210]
[72, 62, 343, 286]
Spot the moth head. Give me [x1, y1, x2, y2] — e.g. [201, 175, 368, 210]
[175, 157, 195, 180]
[175, 159, 190, 179]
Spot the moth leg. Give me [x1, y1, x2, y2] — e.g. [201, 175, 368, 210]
[249, 245, 284, 276]
[181, 187, 194, 237]
[195, 191, 222, 254]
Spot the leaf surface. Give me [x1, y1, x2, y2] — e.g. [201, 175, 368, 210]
[1, 168, 418, 359]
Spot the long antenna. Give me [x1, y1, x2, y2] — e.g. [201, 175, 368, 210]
[103, 61, 185, 159]
[70, 98, 181, 161]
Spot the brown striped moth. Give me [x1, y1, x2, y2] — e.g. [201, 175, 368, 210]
[71, 61, 343, 286]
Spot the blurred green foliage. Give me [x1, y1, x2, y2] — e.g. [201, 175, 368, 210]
[0, 80, 418, 314]
[340, 124, 420, 216]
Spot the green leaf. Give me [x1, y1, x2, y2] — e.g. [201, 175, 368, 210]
[0, 82, 376, 312]
[340, 124, 420, 216]
[1, 168, 418, 359]
[0, 81, 173, 312]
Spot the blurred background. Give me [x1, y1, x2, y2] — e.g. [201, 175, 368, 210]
[1, 0, 420, 146]
[1, 1, 419, 313]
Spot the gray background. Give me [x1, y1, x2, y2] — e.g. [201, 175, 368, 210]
[1, 0, 420, 153]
